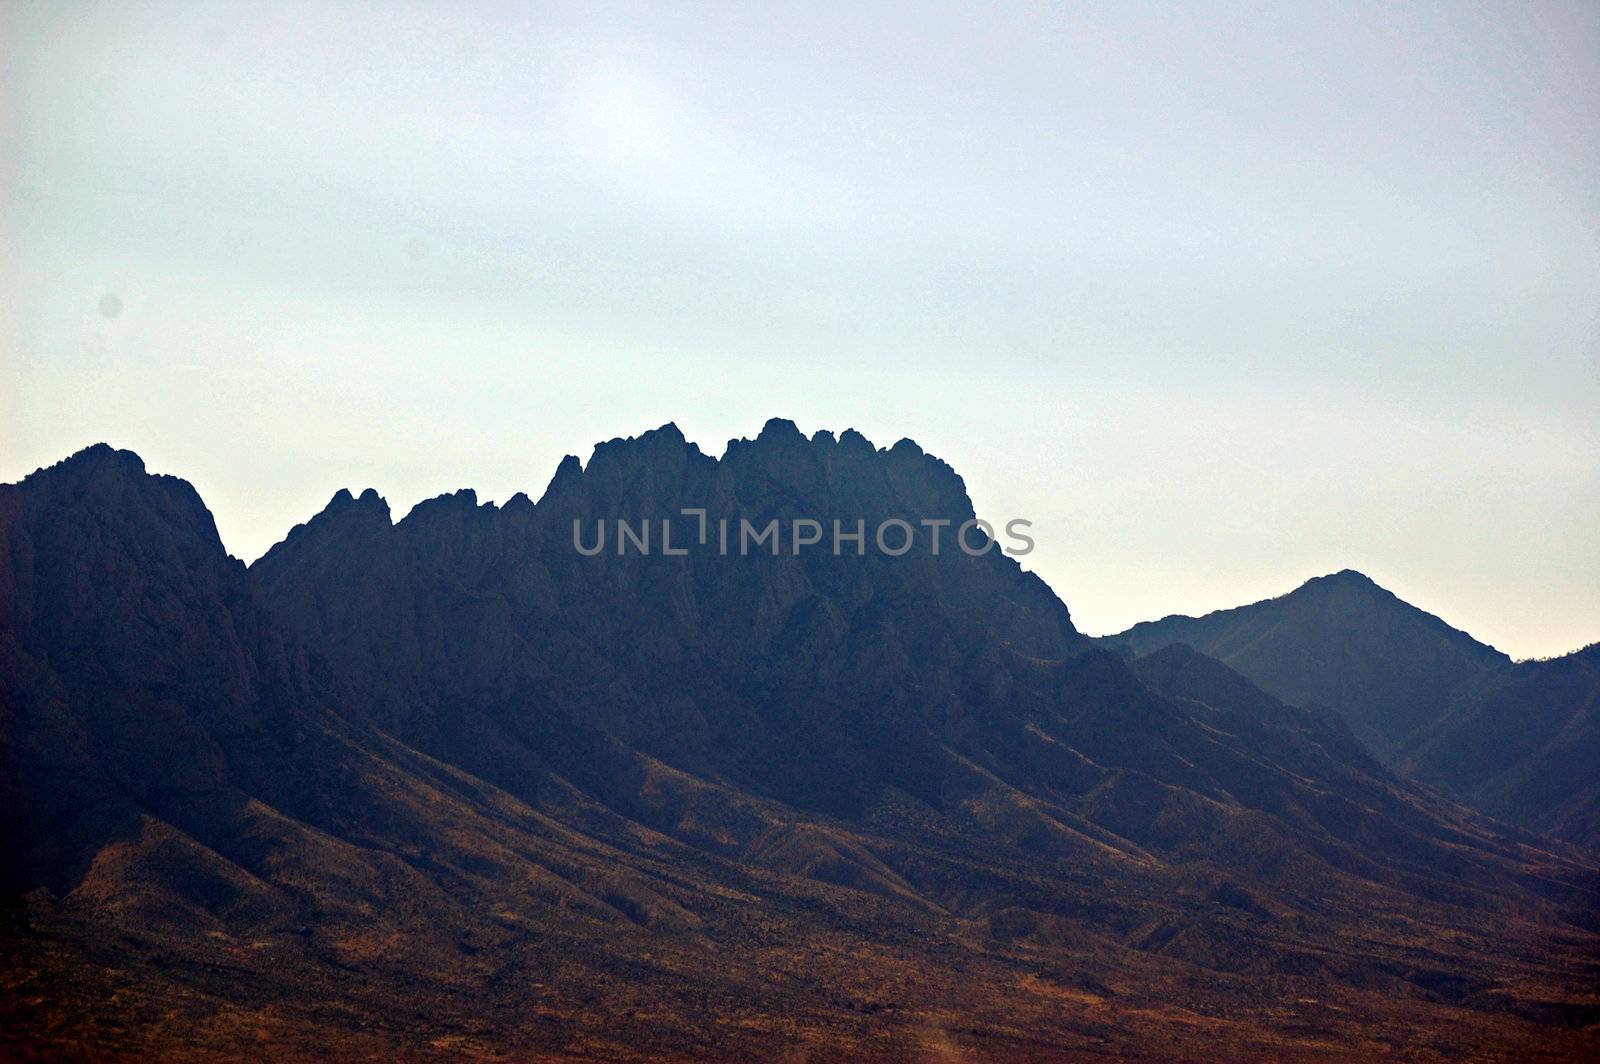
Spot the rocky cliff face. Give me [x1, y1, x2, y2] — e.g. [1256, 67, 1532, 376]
[4, 431, 1598, 1061]
[0, 444, 314, 895]
[253, 419, 1086, 817]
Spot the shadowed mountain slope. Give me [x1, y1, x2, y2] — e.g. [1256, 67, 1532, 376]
[1102, 573, 1600, 847]
[1400, 643, 1600, 847]
[3, 431, 1598, 1061]
[1102, 570, 1511, 759]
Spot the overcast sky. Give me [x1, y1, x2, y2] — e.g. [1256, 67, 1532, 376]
[3, 1, 1597, 658]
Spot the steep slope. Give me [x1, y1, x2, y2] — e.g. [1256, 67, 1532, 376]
[1101, 570, 1511, 759]
[3, 434, 1598, 1060]
[1400, 644, 1600, 847]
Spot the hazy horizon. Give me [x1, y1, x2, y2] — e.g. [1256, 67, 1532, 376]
[4, 1, 1598, 658]
[12, 421, 1593, 663]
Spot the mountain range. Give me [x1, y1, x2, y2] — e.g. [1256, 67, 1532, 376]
[1102, 571, 1600, 847]
[3, 422, 1597, 1061]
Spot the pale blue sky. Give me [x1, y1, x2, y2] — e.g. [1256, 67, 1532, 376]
[3, 1, 1597, 657]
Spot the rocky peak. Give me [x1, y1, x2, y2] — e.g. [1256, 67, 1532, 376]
[324, 486, 393, 524]
[1297, 568, 1383, 597]
[402, 488, 480, 523]
[538, 454, 585, 505]
[0, 444, 314, 829]
[255, 486, 392, 574]
[7, 443, 228, 565]
[53, 441, 148, 476]
[755, 416, 806, 445]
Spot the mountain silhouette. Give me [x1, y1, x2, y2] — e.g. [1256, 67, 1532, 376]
[1102, 571, 1511, 758]
[1102, 571, 1600, 847]
[3, 430, 1598, 1061]
[251, 419, 1085, 820]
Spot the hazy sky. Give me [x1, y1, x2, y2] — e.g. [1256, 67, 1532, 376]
[3, 1, 1597, 658]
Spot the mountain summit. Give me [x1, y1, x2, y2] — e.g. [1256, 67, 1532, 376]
[1103, 572, 1600, 846]
[1102, 570, 1511, 758]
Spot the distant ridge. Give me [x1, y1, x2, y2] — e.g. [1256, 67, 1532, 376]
[1101, 570, 1510, 758]
[1102, 572, 1600, 846]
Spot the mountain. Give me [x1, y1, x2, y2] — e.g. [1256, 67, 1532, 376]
[250, 418, 1598, 872]
[4, 430, 1598, 1061]
[1400, 644, 1600, 846]
[250, 420, 1086, 821]
[1101, 570, 1511, 760]
[1101, 572, 1600, 848]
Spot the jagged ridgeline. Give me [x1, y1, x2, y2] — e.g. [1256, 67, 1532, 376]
[3, 424, 1597, 1062]
[251, 419, 1082, 815]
